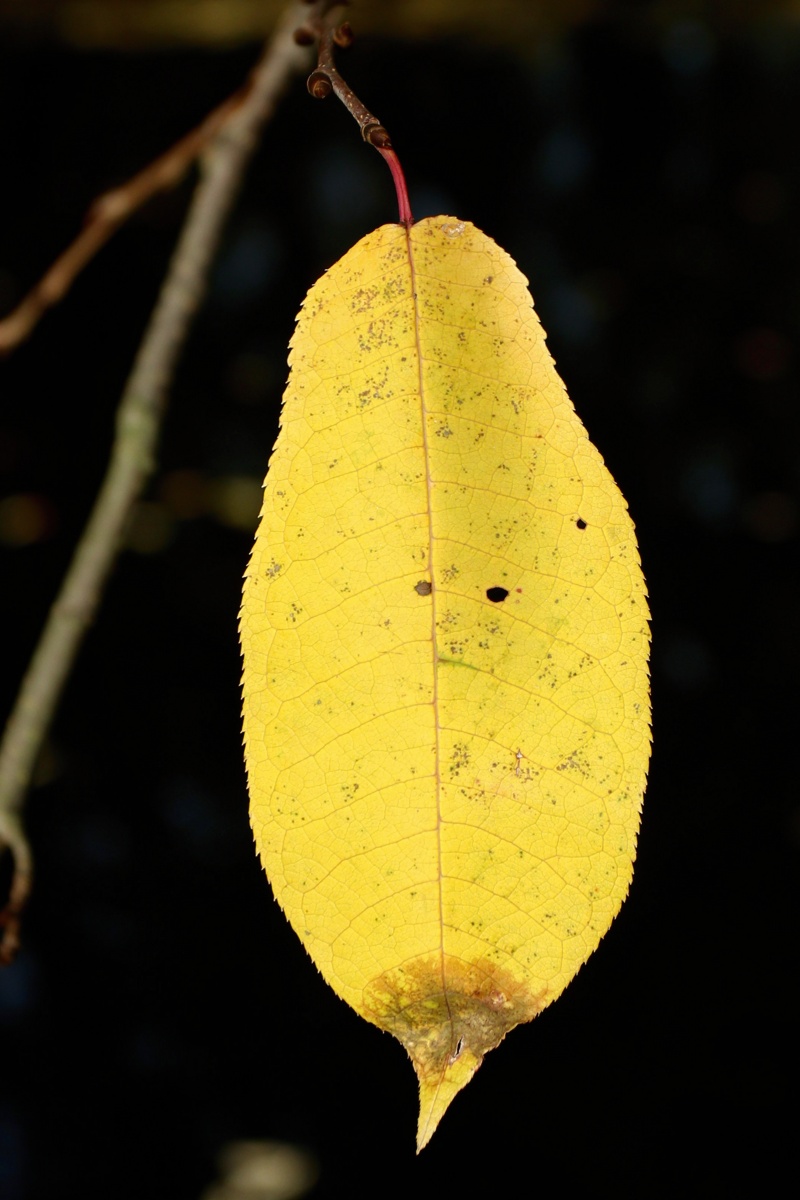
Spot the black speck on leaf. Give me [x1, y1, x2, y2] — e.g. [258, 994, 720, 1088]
[576, 518, 587, 529]
[486, 587, 509, 603]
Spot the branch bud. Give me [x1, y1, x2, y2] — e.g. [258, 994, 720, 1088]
[334, 22, 355, 48]
[364, 123, 392, 149]
[307, 71, 333, 100]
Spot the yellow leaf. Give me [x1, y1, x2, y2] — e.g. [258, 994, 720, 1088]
[240, 217, 651, 1150]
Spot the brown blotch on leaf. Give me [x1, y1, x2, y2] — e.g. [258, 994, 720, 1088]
[363, 952, 548, 1083]
[414, 580, 432, 596]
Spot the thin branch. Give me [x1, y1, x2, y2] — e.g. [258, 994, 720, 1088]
[0, 0, 316, 964]
[302, 3, 414, 225]
[0, 93, 242, 357]
[0, 3, 333, 357]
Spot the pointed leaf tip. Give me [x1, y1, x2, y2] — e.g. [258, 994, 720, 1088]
[415, 1044, 482, 1153]
[364, 953, 549, 1150]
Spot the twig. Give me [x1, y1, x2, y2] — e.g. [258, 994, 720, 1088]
[0, 94, 242, 356]
[301, 3, 414, 225]
[0, 0, 316, 964]
[0, 4, 330, 357]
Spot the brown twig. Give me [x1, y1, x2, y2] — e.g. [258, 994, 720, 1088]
[0, 0, 316, 964]
[0, 811, 31, 967]
[0, 24, 283, 357]
[301, 2, 414, 225]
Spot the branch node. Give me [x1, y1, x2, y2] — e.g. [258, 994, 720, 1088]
[307, 10, 413, 224]
[364, 123, 392, 149]
[307, 70, 333, 99]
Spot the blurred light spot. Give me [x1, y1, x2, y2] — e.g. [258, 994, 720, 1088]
[668, 225, 721, 277]
[662, 20, 715, 75]
[0, 953, 38, 1023]
[160, 469, 209, 520]
[664, 144, 711, 201]
[70, 814, 129, 870]
[124, 501, 175, 554]
[637, 367, 679, 415]
[213, 225, 281, 306]
[210, 475, 262, 531]
[310, 145, 381, 227]
[733, 172, 787, 224]
[788, 805, 800, 851]
[750, 19, 799, 75]
[0, 493, 57, 547]
[680, 451, 737, 522]
[743, 491, 798, 543]
[77, 904, 137, 953]
[0, 430, 21, 474]
[226, 352, 276, 407]
[202, 1140, 319, 1200]
[0, 1107, 24, 1199]
[735, 328, 791, 381]
[0, 269, 16, 314]
[531, 37, 577, 103]
[59, 3, 274, 47]
[660, 632, 713, 690]
[546, 282, 597, 344]
[409, 184, 457, 222]
[162, 778, 228, 858]
[128, 1026, 178, 1075]
[536, 125, 592, 193]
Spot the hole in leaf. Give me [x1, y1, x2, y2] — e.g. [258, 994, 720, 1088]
[486, 587, 509, 603]
[450, 1037, 464, 1064]
[415, 580, 432, 596]
[576, 518, 587, 529]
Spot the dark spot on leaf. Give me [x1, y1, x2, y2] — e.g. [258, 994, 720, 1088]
[486, 587, 509, 603]
[576, 518, 587, 529]
[415, 580, 432, 596]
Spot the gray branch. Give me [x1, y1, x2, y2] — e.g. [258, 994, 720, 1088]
[0, 0, 315, 963]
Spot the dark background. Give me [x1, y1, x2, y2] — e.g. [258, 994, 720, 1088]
[1, 4, 797, 1197]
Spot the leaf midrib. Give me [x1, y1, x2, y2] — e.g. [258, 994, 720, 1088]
[405, 222, 453, 1032]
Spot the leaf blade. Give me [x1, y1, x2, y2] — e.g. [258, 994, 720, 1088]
[241, 217, 650, 1146]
